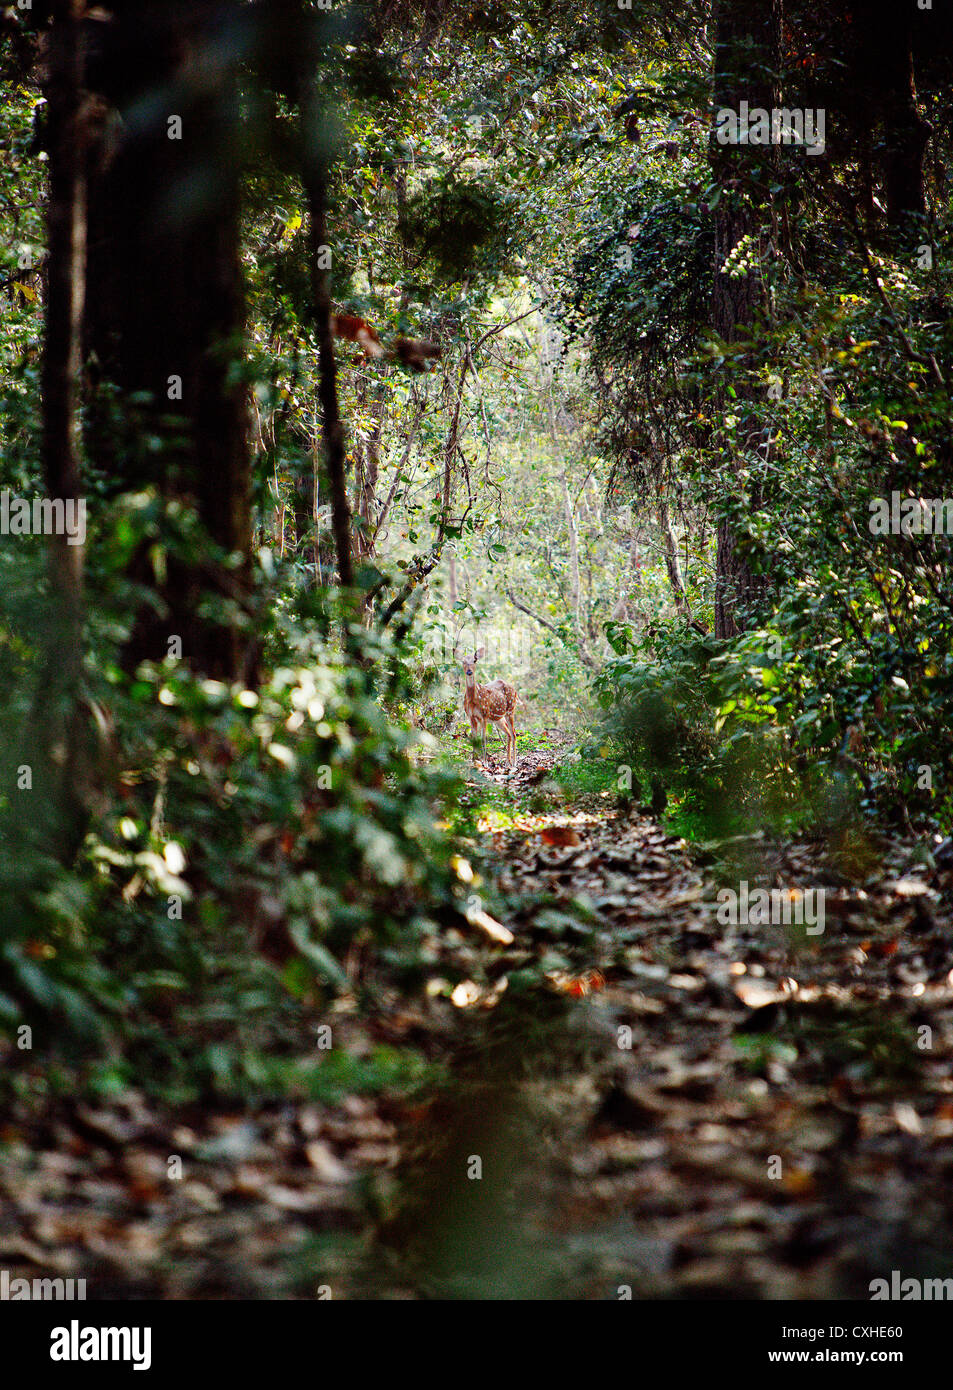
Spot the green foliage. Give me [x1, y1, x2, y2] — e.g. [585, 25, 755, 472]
[735, 1001, 922, 1090]
[562, 171, 712, 494]
[398, 175, 521, 289]
[567, 43, 953, 835]
[595, 619, 852, 839]
[552, 752, 617, 802]
[685, 250, 953, 828]
[0, 553, 471, 1097]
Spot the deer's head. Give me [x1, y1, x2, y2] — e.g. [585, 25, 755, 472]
[458, 646, 485, 684]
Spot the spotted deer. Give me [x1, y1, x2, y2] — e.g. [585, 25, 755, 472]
[457, 646, 518, 767]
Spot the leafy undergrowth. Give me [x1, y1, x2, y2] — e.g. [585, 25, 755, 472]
[3, 741, 953, 1298]
[0, 614, 482, 1103]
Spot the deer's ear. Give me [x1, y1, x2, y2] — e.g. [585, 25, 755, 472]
[475, 646, 485, 660]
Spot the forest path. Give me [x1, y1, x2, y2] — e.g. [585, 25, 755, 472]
[377, 760, 953, 1298]
[3, 760, 953, 1299]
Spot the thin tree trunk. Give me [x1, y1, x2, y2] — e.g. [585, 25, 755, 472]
[448, 550, 458, 608]
[563, 475, 581, 637]
[612, 515, 641, 622]
[311, 417, 322, 586]
[658, 498, 688, 614]
[709, 0, 780, 638]
[38, 0, 88, 856]
[371, 389, 423, 549]
[304, 165, 353, 593]
[293, 426, 316, 577]
[43, 0, 86, 667]
[354, 377, 384, 562]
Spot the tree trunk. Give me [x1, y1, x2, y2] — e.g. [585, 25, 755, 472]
[354, 378, 385, 562]
[563, 475, 581, 637]
[868, 1, 929, 229]
[709, 0, 780, 638]
[84, 0, 253, 680]
[305, 166, 354, 595]
[43, 0, 86, 668]
[448, 549, 458, 608]
[611, 513, 642, 623]
[37, 0, 89, 858]
[293, 421, 316, 578]
[658, 499, 688, 615]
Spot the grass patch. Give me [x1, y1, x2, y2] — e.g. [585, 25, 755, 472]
[552, 753, 619, 801]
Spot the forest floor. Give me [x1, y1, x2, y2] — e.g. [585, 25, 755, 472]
[3, 735, 953, 1298]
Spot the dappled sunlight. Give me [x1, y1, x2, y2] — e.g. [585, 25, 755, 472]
[476, 805, 612, 837]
